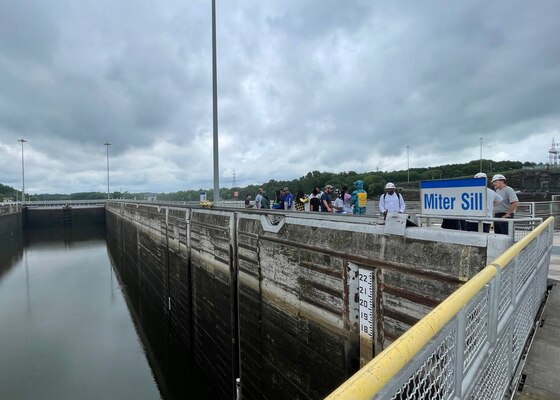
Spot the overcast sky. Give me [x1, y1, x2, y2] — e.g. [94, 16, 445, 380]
[1, 1, 560, 194]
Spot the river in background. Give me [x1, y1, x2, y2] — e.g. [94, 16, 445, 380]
[0, 225, 215, 400]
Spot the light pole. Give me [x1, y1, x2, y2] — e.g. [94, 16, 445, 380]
[479, 137, 483, 172]
[17, 139, 27, 202]
[104, 143, 111, 199]
[211, 0, 220, 203]
[406, 145, 410, 182]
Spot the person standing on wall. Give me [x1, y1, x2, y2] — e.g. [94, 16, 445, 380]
[379, 182, 405, 219]
[255, 188, 264, 209]
[321, 185, 334, 213]
[341, 186, 353, 214]
[465, 173, 503, 233]
[282, 187, 294, 210]
[492, 174, 519, 235]
[255, 188, 270, 209]
[244, 194, 254, 208]
[351, 180, 367, 214]
[294, 191, 306, 211]
[309, 188, 321, 212]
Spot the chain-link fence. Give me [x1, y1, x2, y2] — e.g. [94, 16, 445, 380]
[326, 217, 554, 400]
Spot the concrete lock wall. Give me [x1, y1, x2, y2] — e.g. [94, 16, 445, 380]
[105, 202, 512, 399]
[0, 204, 22, 237]
[23, 207, 105, 228]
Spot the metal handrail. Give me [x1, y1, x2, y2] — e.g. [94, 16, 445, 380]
[326, 216, 554, 399]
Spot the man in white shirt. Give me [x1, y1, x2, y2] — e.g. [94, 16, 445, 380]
[465, 173, 503, 233]
[254, 188, 264, 208]
[379, 182, 405, 219]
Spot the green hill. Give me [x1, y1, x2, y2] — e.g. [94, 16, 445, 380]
[0, 183, 20, 201]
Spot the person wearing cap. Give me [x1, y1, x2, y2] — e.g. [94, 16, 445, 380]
[379, 182, 405, 219]
[465, 173, 503, 233]
[255, 188, 269, 209]
[492, 174, 519, 235]
[321, 185, 334, 212]
[282, 187, 294, 210]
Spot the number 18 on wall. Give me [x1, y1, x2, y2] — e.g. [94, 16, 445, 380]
[358, 268, 374, 366]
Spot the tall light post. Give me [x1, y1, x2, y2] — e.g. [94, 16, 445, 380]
[104, 143, 111, 199]
[211, 0, 220, 203]
[17, 139, 27, 202]
[406, 145, 410, 182]
[479, 137, 483, 172]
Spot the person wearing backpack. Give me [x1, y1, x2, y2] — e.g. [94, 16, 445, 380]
[255, 188, 270, 209]
[379, 182, 405, 219]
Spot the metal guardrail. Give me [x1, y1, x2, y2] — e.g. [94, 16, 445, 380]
[416, 215, 543, 242]
[517, 201, 560, 219]
[326, 216, 554, 400]
[23, 200, 107, 208]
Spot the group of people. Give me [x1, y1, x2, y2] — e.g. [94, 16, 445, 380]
[442, 173, 519, 235]
[248, 180, 371, 214]
[245, 172, 519, 235]
[246, 180, 408, 217]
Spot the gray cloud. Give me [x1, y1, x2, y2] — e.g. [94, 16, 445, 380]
[1, 0, 560, 194]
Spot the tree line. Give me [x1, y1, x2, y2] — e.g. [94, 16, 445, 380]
[1, 159, 538, 202]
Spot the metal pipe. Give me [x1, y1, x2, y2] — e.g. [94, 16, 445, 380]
[104, 143, 111, 199]
[17, 139, 27, 202]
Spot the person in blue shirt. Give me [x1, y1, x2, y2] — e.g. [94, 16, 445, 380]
[282, 187, 294, 210]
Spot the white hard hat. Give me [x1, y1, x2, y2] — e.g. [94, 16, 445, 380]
[385, 182, 395, 189]
[491, 174, 506, 182]
[474, 172, 487, 178]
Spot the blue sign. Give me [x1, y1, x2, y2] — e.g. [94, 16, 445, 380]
[420, 178, 487, 217]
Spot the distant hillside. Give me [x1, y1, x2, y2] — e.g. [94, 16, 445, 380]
[152, 159, 536, 202]
[1, 159, 548, 202]
[0, 183, 19, 201]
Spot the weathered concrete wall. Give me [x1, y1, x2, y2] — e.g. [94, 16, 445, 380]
[106, 202, 512, 400]
[106, 203, 231, 398]
[0, 204, 21, 237]
[24, 206, 105, 228]
[0, 206, 23, 280]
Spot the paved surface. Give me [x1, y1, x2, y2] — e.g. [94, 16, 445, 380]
[514, 231, 560, 399]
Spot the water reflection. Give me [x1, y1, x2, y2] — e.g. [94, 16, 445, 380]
[0, 226, 161, 400]
[108, 232, 217, 400]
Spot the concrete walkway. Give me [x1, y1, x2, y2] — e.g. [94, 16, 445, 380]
[513, 231, 560, 399]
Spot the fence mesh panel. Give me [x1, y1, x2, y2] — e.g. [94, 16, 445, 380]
[512, 280, 535, 363]
[498, 264, 514, 320]
[516, 239, 537, 291]
[513, 220, 541, 242]
[463, 289, 489, 371]
[468, 321, 511, 400]
[390, 330, 456, 400]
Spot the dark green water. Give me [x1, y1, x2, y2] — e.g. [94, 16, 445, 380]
[0, 226, 215, 400]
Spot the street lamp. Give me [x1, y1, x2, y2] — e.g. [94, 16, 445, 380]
[406, 145, 410, 182]
[104, 143, 111, 199]
[212, 0, 220, 203]
[479, 137, 483, 172]
[17, 139, 27, 202]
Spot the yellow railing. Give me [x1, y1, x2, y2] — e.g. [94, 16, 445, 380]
[326, 216, 554, 400]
